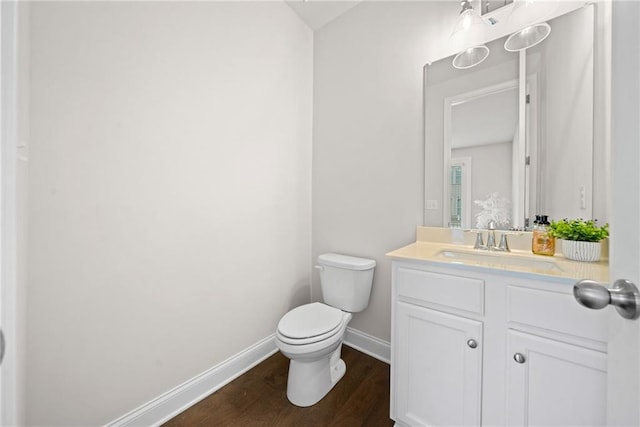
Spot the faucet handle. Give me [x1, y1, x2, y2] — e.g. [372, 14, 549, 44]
[497, 233, 511, 252]
[473, 232, 485, 249]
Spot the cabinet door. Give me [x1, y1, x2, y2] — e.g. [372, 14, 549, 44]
[507, 330, 607, 426]
[393, 302, 483, 426]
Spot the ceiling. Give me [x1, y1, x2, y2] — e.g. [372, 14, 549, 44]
[285, 0, 363, 30]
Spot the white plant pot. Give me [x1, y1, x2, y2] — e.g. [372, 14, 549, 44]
[561, 240, 602, 262]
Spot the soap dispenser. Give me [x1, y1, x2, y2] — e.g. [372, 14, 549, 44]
[532, 215, 555, 256]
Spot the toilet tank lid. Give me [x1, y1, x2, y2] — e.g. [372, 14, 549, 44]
[318, 253, 376, 271]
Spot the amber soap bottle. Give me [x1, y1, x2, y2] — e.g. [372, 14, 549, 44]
[532, 215, 555, 256]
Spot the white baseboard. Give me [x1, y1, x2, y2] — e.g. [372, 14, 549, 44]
[107, 335, 278, 427]
[107, 327, 390, 426]
[343, 327, 391, 364]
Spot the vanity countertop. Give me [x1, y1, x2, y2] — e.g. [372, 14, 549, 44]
[386, 227, 609, 283]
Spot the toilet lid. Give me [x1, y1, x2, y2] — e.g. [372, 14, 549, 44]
[278, 302, 343, 340]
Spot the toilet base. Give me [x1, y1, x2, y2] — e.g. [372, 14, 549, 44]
[286, 344, 346, 407]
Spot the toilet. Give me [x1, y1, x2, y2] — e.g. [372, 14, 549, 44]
[275, 253, 376, 407]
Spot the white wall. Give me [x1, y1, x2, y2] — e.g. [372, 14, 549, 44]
[26, 2, 312, 425]
[312, 1, 458, 341]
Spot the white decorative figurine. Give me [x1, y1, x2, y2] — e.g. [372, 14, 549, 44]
[474, 192, 511, 229]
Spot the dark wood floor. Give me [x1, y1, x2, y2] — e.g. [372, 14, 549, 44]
[163, 345, 393, 427]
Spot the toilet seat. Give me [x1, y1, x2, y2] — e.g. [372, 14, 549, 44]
[277, 303, 345, 345]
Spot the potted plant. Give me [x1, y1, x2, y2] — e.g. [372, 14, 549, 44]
[548, 219, 609, 262]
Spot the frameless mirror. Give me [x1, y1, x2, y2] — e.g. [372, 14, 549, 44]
[424, 5, 597, 229]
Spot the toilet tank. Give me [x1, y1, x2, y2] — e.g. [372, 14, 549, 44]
[317, 253, 376, 313]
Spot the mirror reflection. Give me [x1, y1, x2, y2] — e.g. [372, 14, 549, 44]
[424, 5, 598, 230]
[449, 80, 518, 228]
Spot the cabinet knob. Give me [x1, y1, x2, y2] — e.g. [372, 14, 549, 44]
[467, 339, 478, 349]
[513, 353, 526, 364]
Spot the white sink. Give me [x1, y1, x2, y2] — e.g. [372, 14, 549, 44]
[436, 249, 562, 272]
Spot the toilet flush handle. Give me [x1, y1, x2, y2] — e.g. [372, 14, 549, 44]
[314, 265, 324, 272]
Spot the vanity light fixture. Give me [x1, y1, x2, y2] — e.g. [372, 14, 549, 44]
[452, 45, 490, 69]
[504, 22, 551, 51]
[451, 1, 489, 69]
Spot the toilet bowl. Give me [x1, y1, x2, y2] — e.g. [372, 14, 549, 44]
[276, 302, 352, 407]
[275, 253, 376, 407]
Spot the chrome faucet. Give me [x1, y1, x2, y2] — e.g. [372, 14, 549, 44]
[485, 220, 497, 250]
[473, 220, 510, 252]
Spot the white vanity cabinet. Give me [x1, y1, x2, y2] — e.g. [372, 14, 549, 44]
[391, 260, 609, 427]
[507, 330, 607, 426]
[504, 280, 608, 426]
[391, 263, 486, 426]
[394, 303, 483, 426]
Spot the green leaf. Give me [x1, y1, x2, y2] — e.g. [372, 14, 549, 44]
[547, 218, 609, 242]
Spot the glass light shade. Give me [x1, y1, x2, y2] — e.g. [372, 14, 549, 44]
[450, 2, 486, 50]
[452, 45, 490, 69]
[451, 8, 485, 37]
[504, 22, 551, 52]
